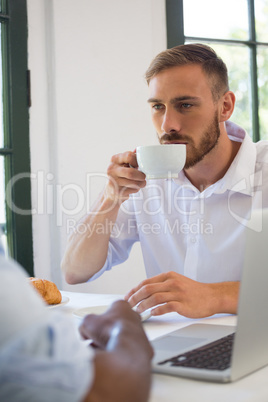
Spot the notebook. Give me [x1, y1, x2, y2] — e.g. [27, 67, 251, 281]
[151, 208, 268, 382]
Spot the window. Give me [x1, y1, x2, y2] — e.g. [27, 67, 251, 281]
[0, 0, 33, 274]
[166, 0, 268, 141]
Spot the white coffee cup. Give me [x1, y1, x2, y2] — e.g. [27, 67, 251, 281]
[136, 144, 186, 179]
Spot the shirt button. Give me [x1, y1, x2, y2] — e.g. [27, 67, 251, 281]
[190, 237, 196, 243]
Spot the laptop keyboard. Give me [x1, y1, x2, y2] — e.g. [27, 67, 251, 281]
[158, 332, 235, 371]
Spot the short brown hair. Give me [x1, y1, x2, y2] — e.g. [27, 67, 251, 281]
[145, 43, 229, 101]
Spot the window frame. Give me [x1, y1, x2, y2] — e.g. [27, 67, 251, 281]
[0, 0, 33, 275]
[165, 0, 268, 142]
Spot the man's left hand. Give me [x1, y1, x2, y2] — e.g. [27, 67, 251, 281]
[124, 272, 239, 318]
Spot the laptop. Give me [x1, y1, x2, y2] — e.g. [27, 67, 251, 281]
[151, 208, 268, 383]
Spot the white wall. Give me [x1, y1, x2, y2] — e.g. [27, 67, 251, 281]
[27, 0, 167, 294]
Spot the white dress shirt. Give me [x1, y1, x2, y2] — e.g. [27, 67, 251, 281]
[93, 122, 268, 283]
[0, 255, 94, 402]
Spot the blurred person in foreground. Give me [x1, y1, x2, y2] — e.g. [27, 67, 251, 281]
[0, 239, 153, 402]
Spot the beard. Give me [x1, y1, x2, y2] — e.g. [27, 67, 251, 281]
[159, 112, 221, 170]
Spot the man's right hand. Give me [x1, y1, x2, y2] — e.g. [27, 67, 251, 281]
[104, 151, 146, 205]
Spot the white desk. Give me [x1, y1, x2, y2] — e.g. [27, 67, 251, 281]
[59, 290, 268, 402]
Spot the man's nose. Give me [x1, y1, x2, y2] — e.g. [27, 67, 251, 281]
[161, 108, 182, 134]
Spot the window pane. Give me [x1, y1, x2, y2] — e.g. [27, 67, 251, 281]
[186, 41, 252, 137]
[0, 24, 4, 148]
[255, 0, 268, 42]
[183, 0, 249, 40]
[0, 156, 7, 254]
[210, 43, 252, 137]
[257, 46, 268, 140]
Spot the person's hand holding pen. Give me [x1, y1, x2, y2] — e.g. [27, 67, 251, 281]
[79, 300, 153, 402]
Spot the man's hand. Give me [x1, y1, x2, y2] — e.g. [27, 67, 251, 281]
[79, 300, 153, 355]
[105, 151, 146, 205]
[125, 272, 240, 318]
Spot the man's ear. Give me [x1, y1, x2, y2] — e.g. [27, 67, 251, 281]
[219, 91, 235, 123]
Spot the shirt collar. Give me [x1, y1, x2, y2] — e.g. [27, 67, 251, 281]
[173, 121, 256, 197]
[213, 121, 256, 196]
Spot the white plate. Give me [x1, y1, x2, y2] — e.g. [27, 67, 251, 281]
[73, 305, 152, 322]
[47, 295, 70, 309]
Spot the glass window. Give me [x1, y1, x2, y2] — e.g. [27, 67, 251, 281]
[0, 0, 33, 273]
[183, 0, 249, 41]
[208, 43, 252, 136]
[255, 0, 268, 42]
[0, 156, 7, 253]
[166, 0, 268, 141]
[0, 156, 6, 227]
[257, 46, 268, 140]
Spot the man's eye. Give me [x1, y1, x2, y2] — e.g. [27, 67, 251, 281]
[152, 104, 164, 110]
[181, 103, 192, 109]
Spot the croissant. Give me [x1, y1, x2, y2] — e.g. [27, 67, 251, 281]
[29, 277, 62, 305]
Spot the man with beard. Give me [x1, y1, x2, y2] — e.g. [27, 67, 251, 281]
[61, 44, 268, 319]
